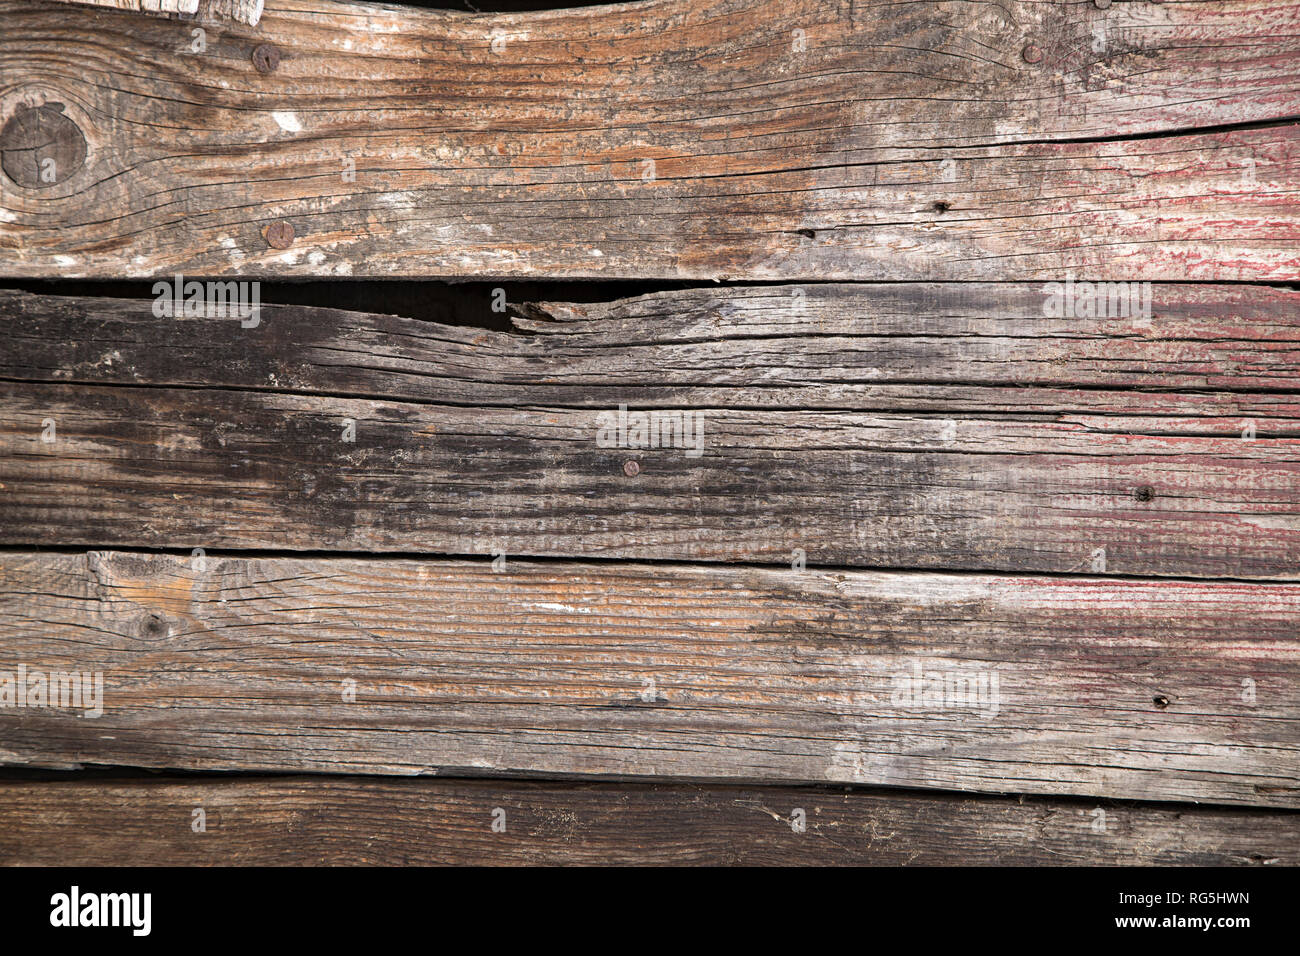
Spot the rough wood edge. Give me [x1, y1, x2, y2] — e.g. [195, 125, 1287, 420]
[35, 0, 263, 25]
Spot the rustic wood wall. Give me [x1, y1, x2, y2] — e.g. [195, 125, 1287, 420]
[0, 0, 1297, 866]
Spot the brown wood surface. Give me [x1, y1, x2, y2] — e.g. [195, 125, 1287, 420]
[6, 283, 1300, 416]
[0, 775, 1294, 866]
[2, 0, 1299, 279]
[3, 286, 1298, 578]
[4, 0, 1299, 867]
[1, 550, 1295, 806]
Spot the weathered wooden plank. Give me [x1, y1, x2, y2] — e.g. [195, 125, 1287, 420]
[0, 776, 1294, 865]
[5, 379, 1299, 576]
[6, 283, 1300, 418]
[2, 0, 1299, 279]
[0, 551, 1295, 806]
[3, 286, 1299, 577]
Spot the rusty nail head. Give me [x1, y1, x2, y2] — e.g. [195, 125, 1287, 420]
[1135, 485, 1155, 502]
[252, 44, 281, 74]
[264, 220, 295, 249]
[623, 460, 640, 477]
[1022, 45, 1043, 64]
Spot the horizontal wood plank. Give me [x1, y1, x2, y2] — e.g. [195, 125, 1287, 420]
[3, 286, 1299, 577]
[1, 775, 1295, 866]
[6, 382, 1300, 576]
[2, 0, 1299, 279]
[7, 283, 1300, 416]
[0, 551, 1295, 806]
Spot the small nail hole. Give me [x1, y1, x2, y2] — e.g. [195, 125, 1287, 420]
[1153, 695, 1169, 709]
[796, 228, 816, 239]
[932, 201, 951, 213]
[1134, 485, 1155, 502]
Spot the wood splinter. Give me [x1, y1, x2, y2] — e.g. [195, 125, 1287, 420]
[40, 0, 264, 26]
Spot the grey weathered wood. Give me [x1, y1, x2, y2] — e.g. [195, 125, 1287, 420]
[0, 551, 1295, 806]
[2, 0, 1299, 279]
[3, 285, 1298, 577]
[5, 284, 1300, 417]
[0, 776, 1294, 866]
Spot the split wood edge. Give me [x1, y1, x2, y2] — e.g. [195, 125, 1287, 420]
[36, 0, 262, 25]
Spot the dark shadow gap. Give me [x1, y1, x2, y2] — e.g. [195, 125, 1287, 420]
[2, 542, 1294, 587]
[6, 277, 1300, 334]
[0, 767, 1293, 816]
[2, 279, 700, 332]
[393, 0, 619, 11]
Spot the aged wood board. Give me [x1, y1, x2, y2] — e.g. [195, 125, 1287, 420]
[1, 0, 1298, 868]
[1, 0, 1299, 279]
[2, 286, 1297, 578]
[0, 776, 1294, 866]
[0, 550, 1295, 806]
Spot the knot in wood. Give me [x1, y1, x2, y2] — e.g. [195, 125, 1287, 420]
[0, 104, 86, 188]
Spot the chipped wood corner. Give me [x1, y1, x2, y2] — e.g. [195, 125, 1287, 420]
[38, 0, 263, 24]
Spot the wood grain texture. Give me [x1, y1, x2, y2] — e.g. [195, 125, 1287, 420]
[1, 551, 1295, 806]
[3, 286, 1298, 577]
[2, 0, 1299, 279]
[6, 283, 1300, 417]
[1, 776, 1294, 866]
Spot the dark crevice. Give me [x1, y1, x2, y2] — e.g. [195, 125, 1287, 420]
[394, 0, 616, 11]
[0, 765, 1295, 816]
[3, 279, 700, 333]
[2, 542, 1295, 587]
[3, 370, 1299, 414]
[7, 277, 1300, 336]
